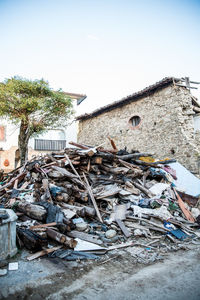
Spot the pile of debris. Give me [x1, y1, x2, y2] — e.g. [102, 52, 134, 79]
[0, 141, 200, 262]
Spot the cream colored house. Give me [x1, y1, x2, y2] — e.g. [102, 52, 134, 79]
[0, 92, 86, 172]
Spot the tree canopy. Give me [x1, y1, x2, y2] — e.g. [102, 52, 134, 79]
[0, 76, 74, 134]
[0, 76, 74, 164]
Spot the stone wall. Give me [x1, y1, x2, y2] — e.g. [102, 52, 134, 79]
[78, 85, 200, 174]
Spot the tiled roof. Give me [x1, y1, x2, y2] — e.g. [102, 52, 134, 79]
[77, 77, 180, 121]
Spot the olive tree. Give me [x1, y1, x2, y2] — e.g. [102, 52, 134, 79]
[0, 76, 74, 165]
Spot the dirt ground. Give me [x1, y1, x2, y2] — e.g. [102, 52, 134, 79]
[0, 245, 200, 300]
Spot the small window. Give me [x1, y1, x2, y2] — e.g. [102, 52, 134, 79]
[129, 116, 141, 129]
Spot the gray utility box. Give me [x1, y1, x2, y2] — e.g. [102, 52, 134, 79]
[0, 209, 18, 260]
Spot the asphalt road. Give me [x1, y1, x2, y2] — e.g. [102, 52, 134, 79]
[47, 247, 200, 300]
[1, 247, 200, 300]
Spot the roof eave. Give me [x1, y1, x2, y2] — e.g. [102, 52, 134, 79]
[77, 77, 180, 121]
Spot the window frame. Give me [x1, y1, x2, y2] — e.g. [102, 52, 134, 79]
[128, 115, 142, 130]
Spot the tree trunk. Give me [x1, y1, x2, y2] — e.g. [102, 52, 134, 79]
[18, 120, 30, 166]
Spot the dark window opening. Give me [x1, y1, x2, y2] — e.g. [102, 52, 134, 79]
[170, 148, 175, 155]
[129, 116, 141, 128]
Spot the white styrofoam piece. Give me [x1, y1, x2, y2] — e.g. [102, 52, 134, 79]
[0, 269, 7, 276]
[149, 183, 169, 196]
[75, 238, 107, 252]
[8, 262, 18, 271]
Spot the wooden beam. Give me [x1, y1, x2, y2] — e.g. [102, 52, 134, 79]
[173, 188, 195, 223]
[69, 141, 90, 149]
[30, 222, 57, 230]
[27, 246, 62, 261]
[83, 173, 103, 223]
[116, 219, 132, 237]
[46, 228, 77, 248]
[175, 83, 197, 89]
[67, 230, 103, 245]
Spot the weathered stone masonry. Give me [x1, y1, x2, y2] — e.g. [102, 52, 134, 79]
[78, 84, 200, 174]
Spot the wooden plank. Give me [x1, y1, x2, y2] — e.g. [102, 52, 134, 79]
[64, 153, 83, 182]
[62, 208, 76, 219]
[189, 80, 200, 84]
[95, 151, 115, 160]
[191, 96, 200, 107]
[17, 227, 48, 250]
[51, 166, 78, 179]
[83, 173, 103, 223]
[27, 246, 62, 261]
[67, 230, 103, 245]
[96, 186, 121, 199]
[14, 179, 18, 189]
[116, 219, 132, 237]
[46, 228, 77, 248]
[0, 172, 26, 192]
[107, 241, 133, 251]
[17, 201, 46, 221]
[87, 159, 91, 172]
[42, 178, 53, 202]
[108, 137, 118, 151]
[100, 165, 129, 175]
[117, 153, 152, 160]
[60, 202, 95, 217]
[132, 181, 153, 198]
[19, 181, 30, 190]
[51, 165, 84, 187]
[69, 141, 90, 149]
[175, 83, 197, 89]
[30, 222, 57, 230]
[92, 157, 103, 164]
[173, 188, 195, 223]
[126, 216, 170, 232]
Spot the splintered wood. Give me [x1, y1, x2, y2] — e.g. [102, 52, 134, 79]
[0, 141, 199, 261]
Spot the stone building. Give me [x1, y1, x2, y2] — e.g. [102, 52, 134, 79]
[77, 77, 200, 174]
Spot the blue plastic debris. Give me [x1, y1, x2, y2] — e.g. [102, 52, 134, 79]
[149, 168, 167, 180]
[170, 229, 188, 240]
[164, 221, 175, 230]
[49, 185, 62, 197]
[164, 221, 188, 240]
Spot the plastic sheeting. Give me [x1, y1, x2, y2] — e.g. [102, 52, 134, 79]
[168, 162, 200, 197]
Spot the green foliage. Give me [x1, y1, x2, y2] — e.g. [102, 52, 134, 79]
[0, 76, 74, 136]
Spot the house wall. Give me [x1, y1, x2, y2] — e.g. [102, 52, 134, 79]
[0, 101, 79, 172]
[78, 85, 200, 174]
[0, 146, 48, 173]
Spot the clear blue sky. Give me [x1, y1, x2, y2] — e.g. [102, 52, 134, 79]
[0, 0, 200, 114]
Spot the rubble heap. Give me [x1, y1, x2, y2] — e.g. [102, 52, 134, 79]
[0, 141, 200, 262]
